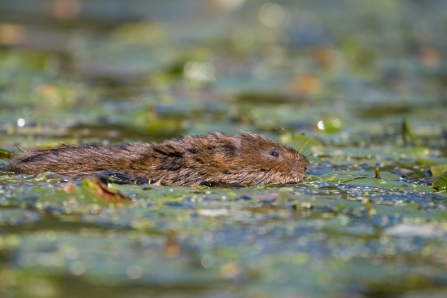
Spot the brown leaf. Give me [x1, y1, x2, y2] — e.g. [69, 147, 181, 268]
[62, 181, 76, 193]
[83, 177, 132, 202]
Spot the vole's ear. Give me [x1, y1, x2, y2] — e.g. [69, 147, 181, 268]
[208, 136, 241, 161]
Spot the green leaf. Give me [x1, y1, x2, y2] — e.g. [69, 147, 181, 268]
[433, 171, 447, 192]
[0, 148, 12, 159]
[430, 166, 447, 178]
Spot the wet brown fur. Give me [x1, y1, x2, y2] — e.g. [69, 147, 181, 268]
[2, 132, 309, 186]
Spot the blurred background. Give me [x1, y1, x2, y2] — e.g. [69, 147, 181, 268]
[1, 2, 447, 298]
[0, 0, 445, 149]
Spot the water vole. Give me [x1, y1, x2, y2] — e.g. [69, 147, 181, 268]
[2, 132, 309, 186]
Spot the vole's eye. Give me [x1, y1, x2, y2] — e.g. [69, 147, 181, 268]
[270, 150, 279, 157]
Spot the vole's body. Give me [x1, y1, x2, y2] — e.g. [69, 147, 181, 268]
[3, 132, 309, 186]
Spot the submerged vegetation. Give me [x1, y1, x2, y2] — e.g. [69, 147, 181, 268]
[0, 0, 447, 297]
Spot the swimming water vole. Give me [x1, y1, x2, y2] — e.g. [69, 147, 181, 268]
[2, 132, 309, 186]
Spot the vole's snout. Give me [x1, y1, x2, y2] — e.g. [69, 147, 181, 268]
[289, 162, 304, 178]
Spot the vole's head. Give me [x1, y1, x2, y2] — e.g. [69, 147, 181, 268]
[236, 132, 309, 185]
[200, 132, 309, 186]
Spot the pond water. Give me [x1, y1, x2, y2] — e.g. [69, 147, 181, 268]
[0, 0, 447, 297]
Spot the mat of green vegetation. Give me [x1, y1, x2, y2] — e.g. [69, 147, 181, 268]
[0, 0, 447, 297]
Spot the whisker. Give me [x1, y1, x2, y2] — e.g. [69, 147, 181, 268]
[297, 136, 311, 154]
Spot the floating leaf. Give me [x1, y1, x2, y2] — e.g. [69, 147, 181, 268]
[81, 178, 132, 202]
[344, 177, 434, 192]
[305, 171, 365, 183]
[433, 171, 447, 192]
[320, 146, 430, 159]
[430, 166, 447, 178]
[417, 158, 447, 167]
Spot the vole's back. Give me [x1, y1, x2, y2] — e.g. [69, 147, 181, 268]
[3, 144, 152, 177]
